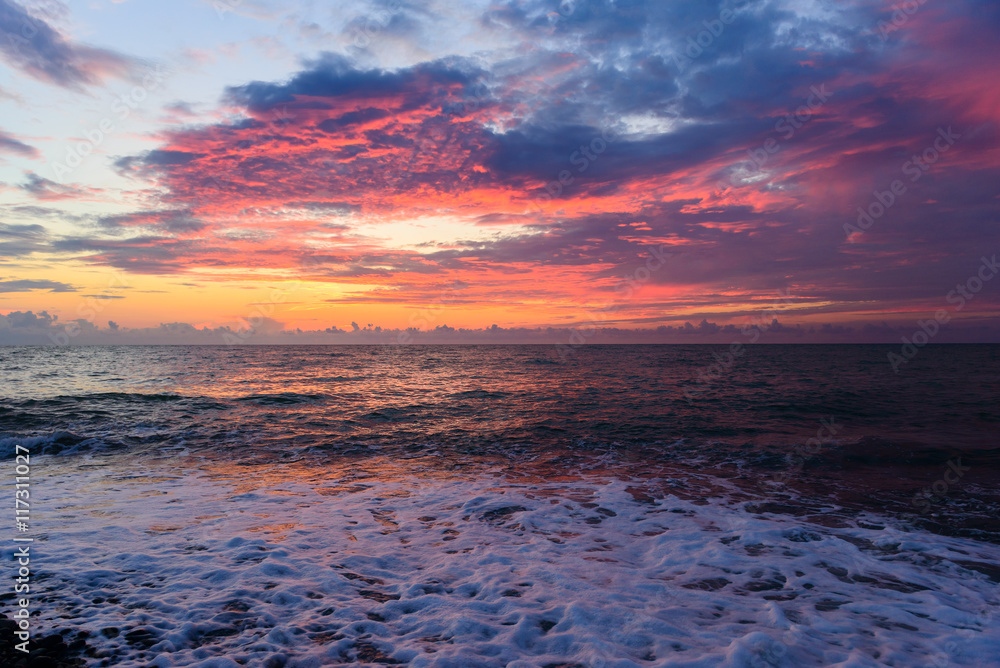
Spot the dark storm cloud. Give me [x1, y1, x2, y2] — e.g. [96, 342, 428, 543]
[225, 52, 479, 114]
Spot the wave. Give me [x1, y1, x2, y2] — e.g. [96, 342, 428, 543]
[54, 392, 187, 403]
[448, 389, 511, 400]
[0, 431, 109, 456]
[234, 393, 329, 405]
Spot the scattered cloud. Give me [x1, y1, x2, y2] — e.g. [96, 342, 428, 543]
[0, 279, 76, 293]
[18, 172, 90, 200]
[0, 0, 141, 89]
[0, 128, 38, 158]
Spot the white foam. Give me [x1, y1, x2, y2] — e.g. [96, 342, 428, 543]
[18, 454, 1000, 667]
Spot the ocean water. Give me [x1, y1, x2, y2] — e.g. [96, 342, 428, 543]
[1, 345, 999, 666]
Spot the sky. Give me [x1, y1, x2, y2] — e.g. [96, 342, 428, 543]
[1, 0, 999, 344]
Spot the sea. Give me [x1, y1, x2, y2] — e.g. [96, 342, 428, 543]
[1, 345, 998, 667]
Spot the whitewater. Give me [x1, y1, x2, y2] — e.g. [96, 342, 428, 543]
[8, 445, 997, 667]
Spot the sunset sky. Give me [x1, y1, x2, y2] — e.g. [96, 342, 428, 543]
[1, 0, 999, 343]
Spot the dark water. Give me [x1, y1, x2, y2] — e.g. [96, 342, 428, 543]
[2, 344, 998, 451]
[2, 344, 999, 538]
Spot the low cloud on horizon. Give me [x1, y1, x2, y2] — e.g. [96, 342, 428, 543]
[3, 309, 999, 347]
